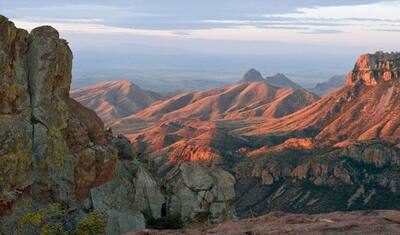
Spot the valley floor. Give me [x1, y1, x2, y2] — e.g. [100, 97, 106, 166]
[129, 210, 400, 235]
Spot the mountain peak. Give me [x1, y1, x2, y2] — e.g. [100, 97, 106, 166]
[347, 51, 400, 86]
[265, 73, 302, 89]
[71, 80, 163, 123]
[242, 69, 265, 82]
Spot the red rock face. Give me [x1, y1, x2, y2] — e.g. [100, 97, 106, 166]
[166, 143, 220, 163]
[64, 99, 117, 200]
[347, 52, 400, 86]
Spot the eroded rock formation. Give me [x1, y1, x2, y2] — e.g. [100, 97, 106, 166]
[0, 16, 164, 234]
[347, 51, 400, 86]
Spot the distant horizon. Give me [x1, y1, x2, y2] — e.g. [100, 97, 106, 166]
[2, 0, 399, 91]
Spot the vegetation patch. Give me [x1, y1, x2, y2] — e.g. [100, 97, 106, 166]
[20, 203, 105, 235]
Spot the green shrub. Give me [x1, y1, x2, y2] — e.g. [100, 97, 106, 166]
[20, 203, 68, 235]
[20, 204, 105, 235]
[75, 211, 105, 235]
[146, 214, 183, 230]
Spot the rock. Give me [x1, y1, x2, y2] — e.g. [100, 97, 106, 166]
[0, 16, 119, 234]
[112, 134, 137, 160]
[167, 163, 236, 224]
[261, 171, 274, 185]
[28, 24, 74, 204]
[105, 210, 145, 235]
[133, 166, 164, 218]
[347, 51, 400, 86]
[181, 163, 214, 191]
[90, 160, 164, 235]
[0, 16, 32, 218]
[234, 140, 400, 217]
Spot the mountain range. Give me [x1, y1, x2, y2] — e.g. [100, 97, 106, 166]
[109, 51, 400, 219]
[109, 70, 318, 154]
[70, 69, 342, 127]
[68, 54, 400, 220]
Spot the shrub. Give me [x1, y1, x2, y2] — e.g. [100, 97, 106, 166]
[20, 204, 105, 235]
[75, 211, 105, 235]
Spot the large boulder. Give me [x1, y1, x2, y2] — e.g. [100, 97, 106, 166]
[90, 159, 164, 235]
[166, 163, 236, 224]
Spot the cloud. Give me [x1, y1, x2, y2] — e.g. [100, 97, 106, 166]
[12, 19, 179, 37]
[5, 0, 400, 48]
[301, 29, 344, 34]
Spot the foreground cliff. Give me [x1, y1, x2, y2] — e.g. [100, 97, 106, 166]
[0, 16, 165, 235]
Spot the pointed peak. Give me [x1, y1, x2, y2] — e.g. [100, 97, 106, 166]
[267, 73, 289, 80]
[265, 73, 302, 89]
[242, 69, 265, 82]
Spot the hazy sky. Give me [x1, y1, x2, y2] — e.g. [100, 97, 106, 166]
[2, 0, 400, 88]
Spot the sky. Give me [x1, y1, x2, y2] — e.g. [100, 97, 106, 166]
[2, 0, 400, 89]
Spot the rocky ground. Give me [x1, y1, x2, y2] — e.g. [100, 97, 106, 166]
[130, 210, 400, 235]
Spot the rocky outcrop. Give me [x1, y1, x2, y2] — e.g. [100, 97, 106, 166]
[0, 15, 122, 233]
[65, 99, 118, 201]
[347, 51, 400, 86]
[90, 158, 164, 235]
[0, 15, 33, 232]
[234, 141, 400, 217]
[165, 163, 236, 225]
[0, 16, 168, 234]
